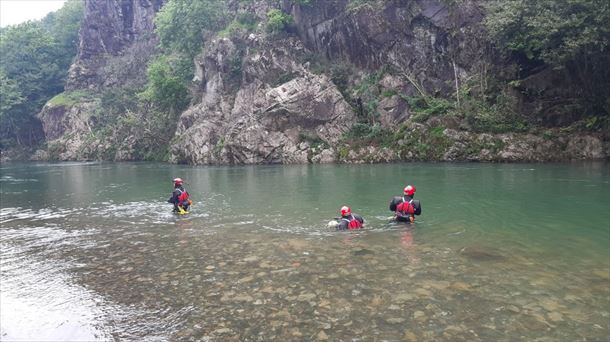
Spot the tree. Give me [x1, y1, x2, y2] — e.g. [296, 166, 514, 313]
[0, 1, 84, 147]
[266, 9, 294, 34]
[485, 0, 610, 67]
[485, 0, 610, 119]
[139, 55, 190, 114]
[155, 0, 227, 58]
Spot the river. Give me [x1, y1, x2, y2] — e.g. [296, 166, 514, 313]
[1, 162, 608, 341]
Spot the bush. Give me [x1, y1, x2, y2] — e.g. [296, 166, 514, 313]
[266, 9, 293, 34]
[407, 96, 454, 122]
[139, 55, 190, 113]
[219, 13, 258, 37]
[344, 123, 393, 147]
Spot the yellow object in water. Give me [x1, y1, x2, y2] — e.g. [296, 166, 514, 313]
[178, 207, 187, 215]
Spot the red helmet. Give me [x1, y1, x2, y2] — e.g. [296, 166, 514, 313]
[340, 206, 351, 216]
[404, 185, 416, 196]
[173, 178, 183, 186]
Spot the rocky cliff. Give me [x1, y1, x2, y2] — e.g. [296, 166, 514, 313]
[66, 0, 163, 90]
[36, 0, 164, 161]
[35, 0, 607, 163]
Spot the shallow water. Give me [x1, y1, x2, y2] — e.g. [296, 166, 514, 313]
[1, 162, 609, 341]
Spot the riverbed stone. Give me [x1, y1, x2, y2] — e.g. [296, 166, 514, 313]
[403, 330, 418, 341]
[394, 293, 415, 303]
[387, 317, 406, 324]
[414, 288, 433, 297]
[413, 311, 427, 321]
[547, 312, 564, 322]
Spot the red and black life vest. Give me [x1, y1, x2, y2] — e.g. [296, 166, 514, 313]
[176, 188, 189, 203]
[342, 215, 363, 230]
[396, 197, 415, 216]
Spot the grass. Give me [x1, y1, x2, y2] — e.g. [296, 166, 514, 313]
[47, 90, 92, 108]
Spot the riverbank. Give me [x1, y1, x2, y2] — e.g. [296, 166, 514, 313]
[3, 124, 607, 164]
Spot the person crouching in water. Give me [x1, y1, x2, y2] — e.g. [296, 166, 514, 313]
[168, 178, 191, 214]
[389, 185, 422, 223]
[334, 206, 364, 230]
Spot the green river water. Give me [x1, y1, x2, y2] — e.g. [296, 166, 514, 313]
[1, 162, 608, 341]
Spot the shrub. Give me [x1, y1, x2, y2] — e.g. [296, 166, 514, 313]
[266, 9, 293, 34]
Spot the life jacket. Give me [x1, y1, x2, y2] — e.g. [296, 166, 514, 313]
[176, 188, 189, 203]
[396, 197, 415, 216]
[342, 215, 362, 230]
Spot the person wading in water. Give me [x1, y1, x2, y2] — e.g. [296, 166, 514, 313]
[389, 185, 421, 223]
[168, 178, 191, 214]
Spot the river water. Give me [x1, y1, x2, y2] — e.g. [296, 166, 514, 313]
[1, 162, 608, 341]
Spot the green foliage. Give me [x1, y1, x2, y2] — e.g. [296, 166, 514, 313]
[155, 0, 226, 57]
[485, 0, 610, 67]
[329, 63, 352, 97]
[353, 68, 390, 124]
[485, 0, 610, 124]
[266, 9, 294, 34]
[228, 54, 244, 84]
[47, 91, 92, 108]
[456, 87, 527, 133]
[219, 13, 258, 37]
[394, 125, 452, 161]
[139, 55, 191, 113]
[0, 70, 25, 115]
[344, 123, 393, 147]
[408, 96, 455, 122]
[0, 1, 84, 146]
[41, 0, 84, 54]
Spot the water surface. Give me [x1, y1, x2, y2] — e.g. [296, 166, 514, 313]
[1, 162, 609, 341]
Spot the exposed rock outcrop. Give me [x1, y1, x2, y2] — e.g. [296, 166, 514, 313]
[171, 35, 354, 164]
[66, 0, 163, 90]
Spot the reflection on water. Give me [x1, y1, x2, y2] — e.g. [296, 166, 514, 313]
[1, 162, 609, 341]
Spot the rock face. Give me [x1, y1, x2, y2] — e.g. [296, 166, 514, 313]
[169, 0, 487, 164]
[34, 0, 607, 163]
[171, 35, 354, 164]
[66, 0, 163, 90]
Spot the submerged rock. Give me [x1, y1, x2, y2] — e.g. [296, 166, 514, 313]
[458, 246, 506, 261]
[352, 248, 374, 256]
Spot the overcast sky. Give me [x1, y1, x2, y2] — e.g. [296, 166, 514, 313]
[0, 0, 67, 27]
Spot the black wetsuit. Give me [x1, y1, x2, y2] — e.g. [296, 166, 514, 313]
[389, 195, 421, 222]
[168, 186, 189, 212]
[336, 214, 364, 230]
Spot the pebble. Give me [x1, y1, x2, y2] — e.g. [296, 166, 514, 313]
[414, 288, 433, 297]
[547, 312, 563, 322]
[403, 331, 417, 342]
[297, 293, 316, 301]
[387, 317, 406, 324]
[394, 293, 415, 303]
[413, 311, 426, 321]
[213, 328, 233, 335]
